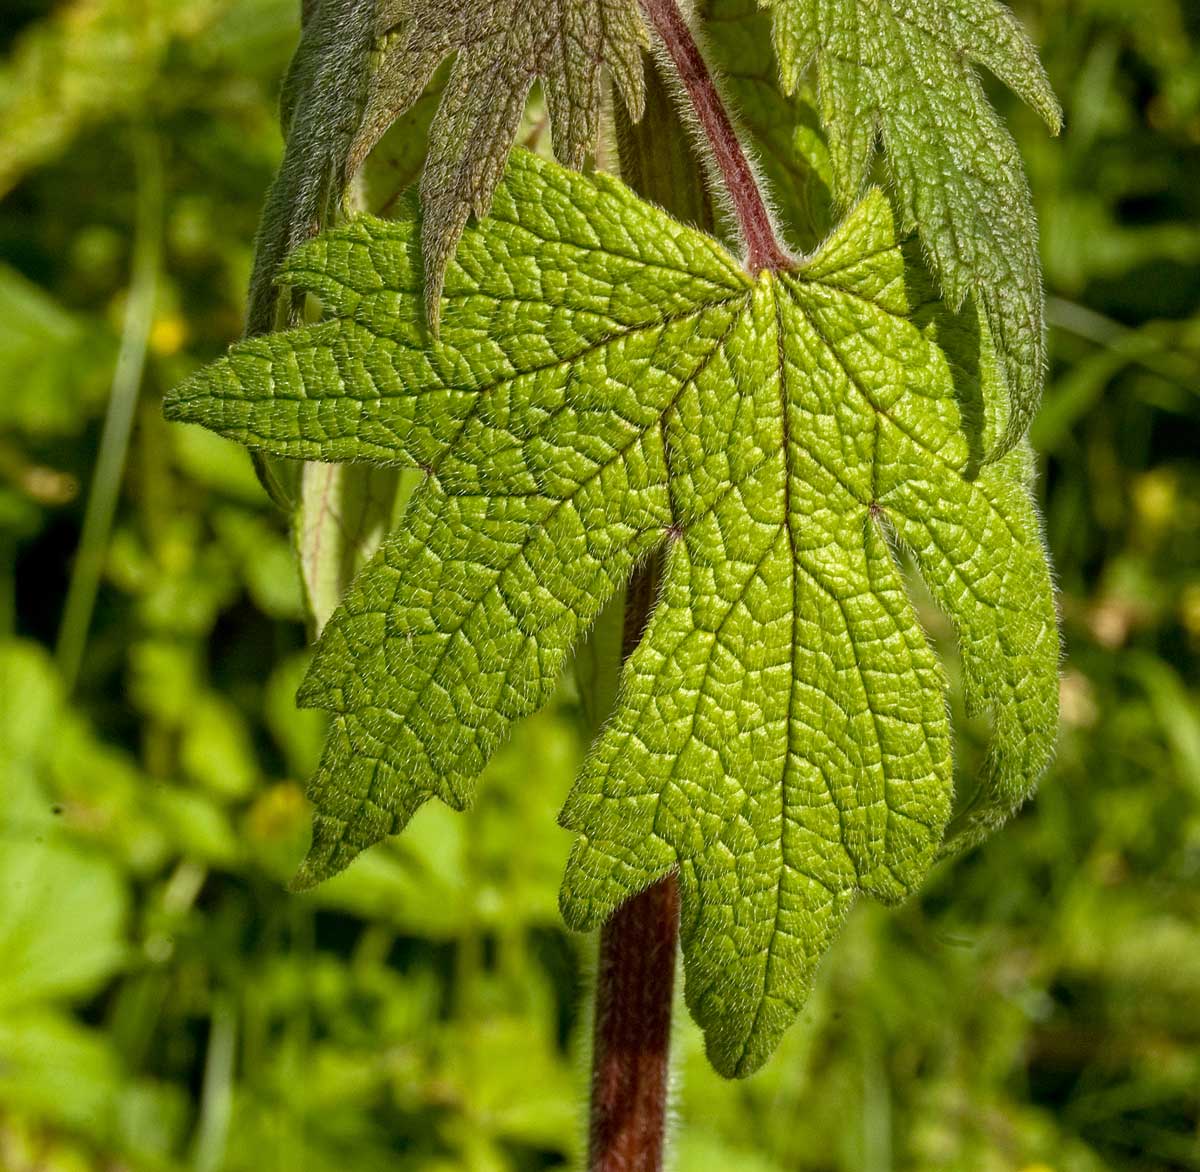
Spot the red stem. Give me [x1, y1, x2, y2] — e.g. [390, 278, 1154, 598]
[639, 0, 792, 273]
[589, 875, 680, 1172]
[588, 559, 679, 1172]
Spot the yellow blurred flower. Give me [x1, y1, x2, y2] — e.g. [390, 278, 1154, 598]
[150, 312, 188, 355]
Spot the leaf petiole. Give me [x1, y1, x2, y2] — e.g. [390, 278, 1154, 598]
[640, 0, 793, 273]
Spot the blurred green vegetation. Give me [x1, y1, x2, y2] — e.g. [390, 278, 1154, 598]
[1, 1, 1198, 1169]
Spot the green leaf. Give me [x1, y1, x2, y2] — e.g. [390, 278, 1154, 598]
[353, 0, 647, 322]
[764, 0, 1062, 455]
[165, 150, 1059, 1075]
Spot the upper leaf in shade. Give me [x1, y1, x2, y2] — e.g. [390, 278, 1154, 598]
[166, 151, 1059, 1077]
[764, 0, 1062, 454]
[351, 0, 647, 324]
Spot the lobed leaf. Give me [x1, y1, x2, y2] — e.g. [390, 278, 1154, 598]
[166, 150, 1058, 1076]
[763, 0, 1062, 455]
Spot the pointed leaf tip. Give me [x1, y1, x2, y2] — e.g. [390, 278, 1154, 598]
[358, 0, 648, 327]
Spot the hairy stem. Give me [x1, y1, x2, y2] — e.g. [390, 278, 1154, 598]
[588, 554, 677, 1172]
[639, 0, 792, 272]
[589, 869, 680, 1172]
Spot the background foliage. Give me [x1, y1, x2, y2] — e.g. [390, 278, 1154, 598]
[1, 1, 1198, 1169]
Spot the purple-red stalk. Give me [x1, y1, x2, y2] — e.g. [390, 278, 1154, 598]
[588, 559, 677, 1172]
[588, 873, 680, 1172]
[639, 0, 793, 273]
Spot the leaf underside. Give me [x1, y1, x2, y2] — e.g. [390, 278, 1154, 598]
[765, 0, 1062, 456]
[353, 0, 647, 324]
[166, 151, 1058, 1077]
